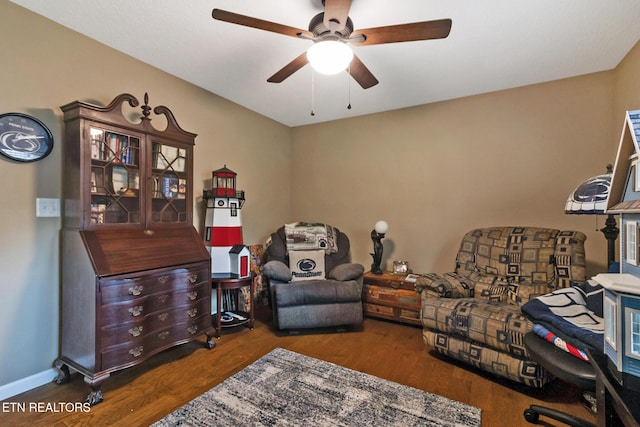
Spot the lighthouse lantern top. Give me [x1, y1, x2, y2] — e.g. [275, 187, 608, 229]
[212, 165, 237, 197]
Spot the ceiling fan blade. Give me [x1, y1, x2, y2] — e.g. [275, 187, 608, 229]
[348, 54, 378, 89]
[323, 0, 352, 32]
[212, 9, 312, 39]
[351, 19, 452, 46]
[267, 52, 309, 83]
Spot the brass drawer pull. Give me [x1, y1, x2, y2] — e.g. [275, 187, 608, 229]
[187, 308, 198, 318]
[188, 273, 198, 284]
[158, 312, 169, 322]
[129, 346, 143, 358]
[158, 294, 170, 304]
[128, 326, 143, 337]
[128, 306, 143, 317]
[158, 276, 169, 284]
[187, 291, 198, 301]
[128, 285, 143, 296]
[187, 325, 198, 335]
[157, 331, 170, 340]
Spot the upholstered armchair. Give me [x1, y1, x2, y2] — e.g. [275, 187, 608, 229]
[415, 226, 587, 387]
[262, 223, 365, 331]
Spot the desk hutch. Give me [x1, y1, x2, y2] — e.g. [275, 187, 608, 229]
[54, 93, 213, 405]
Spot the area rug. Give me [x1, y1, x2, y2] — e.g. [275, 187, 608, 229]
[152, 347, 481, 426]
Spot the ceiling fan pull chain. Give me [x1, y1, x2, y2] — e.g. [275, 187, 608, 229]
[347, 64, 352, 110]
[310, 71, 316, 116]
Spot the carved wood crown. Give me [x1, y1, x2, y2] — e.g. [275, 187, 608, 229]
[60, 92, 197, 141]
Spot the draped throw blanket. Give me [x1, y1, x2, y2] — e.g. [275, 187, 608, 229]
[284, 222, 338, 254]
[522, 286, 603, 352]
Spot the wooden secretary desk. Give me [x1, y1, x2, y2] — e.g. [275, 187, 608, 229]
[55, 93, 214, 405]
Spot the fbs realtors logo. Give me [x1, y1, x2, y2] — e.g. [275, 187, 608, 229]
[292, 258, 322, 279]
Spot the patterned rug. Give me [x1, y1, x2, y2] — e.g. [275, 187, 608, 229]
[152, 348, 481, 426]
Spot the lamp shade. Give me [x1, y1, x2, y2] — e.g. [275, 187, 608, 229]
[565, 172, 612, 215]
[307, 40, 353, 75]
[374, 220, 389, 234]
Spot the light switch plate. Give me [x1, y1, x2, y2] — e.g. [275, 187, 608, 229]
[36, 198, 60, 217]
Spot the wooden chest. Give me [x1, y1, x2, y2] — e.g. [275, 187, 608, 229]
[362, 271, 422, 326]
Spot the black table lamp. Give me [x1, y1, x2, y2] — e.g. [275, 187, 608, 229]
[370, 220, 389, 274]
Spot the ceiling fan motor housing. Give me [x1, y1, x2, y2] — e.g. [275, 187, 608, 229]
[309, 12, 353, 39]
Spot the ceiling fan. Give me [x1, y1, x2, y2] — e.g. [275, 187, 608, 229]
[212, 0, 452, 89]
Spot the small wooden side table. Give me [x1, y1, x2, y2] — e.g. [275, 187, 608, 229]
[362, 271, 422, 325]
[211, 273, 255, 339]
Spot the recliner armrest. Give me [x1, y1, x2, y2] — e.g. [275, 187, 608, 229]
[262, 260, 292, 283]
[415, 272, 474, 298]
[327, 263, 364, 282]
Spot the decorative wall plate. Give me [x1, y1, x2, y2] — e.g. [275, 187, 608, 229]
[0, 113, 54, 162]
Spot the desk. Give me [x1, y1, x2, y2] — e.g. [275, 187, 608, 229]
[587, 349, 640, 426]
[211, 274, 255, 340]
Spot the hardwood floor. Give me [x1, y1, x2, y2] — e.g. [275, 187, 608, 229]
[1, 308, 595, 427]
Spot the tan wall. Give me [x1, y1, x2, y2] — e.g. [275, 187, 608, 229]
[0, 2, 291, 387]
[2, 1, 639, 391]
[291, 72, 617, 276]
[614, 41, 640, 132]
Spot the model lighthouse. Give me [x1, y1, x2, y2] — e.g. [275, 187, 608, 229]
[203, 165, 248, 277]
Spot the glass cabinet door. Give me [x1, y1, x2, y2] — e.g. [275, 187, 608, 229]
[88, 127, 142, 225]
[150, 140, 188, 224]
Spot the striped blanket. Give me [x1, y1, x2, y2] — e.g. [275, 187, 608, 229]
[532, 324, 589, 362]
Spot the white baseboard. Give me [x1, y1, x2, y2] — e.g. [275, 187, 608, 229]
[0, 368, 57, 401]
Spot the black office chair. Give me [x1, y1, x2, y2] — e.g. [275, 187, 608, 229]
[523, 332, 596, 427]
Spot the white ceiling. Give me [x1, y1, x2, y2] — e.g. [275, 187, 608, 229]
[10, 0, 640, 127]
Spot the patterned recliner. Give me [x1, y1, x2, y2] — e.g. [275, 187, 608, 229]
[415, 227, 586, 387]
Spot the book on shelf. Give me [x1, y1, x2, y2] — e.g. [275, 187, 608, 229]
[177, 178, 186, 199]
[91, 171, 97, 193]
[122, 139, 139, 165]
[129, 170, 140, 190]
[97, 132, 139, 165]
[90, 203, 106, 224]
[220, 289, 237, 312]
[162, 174, 179, 198]
[107, 133, 120, 163]
[90, 138, 101, 160]
[90, 128, 104, 160]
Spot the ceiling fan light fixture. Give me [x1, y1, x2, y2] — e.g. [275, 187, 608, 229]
[306, 40, 353, 75]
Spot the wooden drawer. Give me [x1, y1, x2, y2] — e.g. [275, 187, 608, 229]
[363, 284, 421, 310]
[363, 303, 394, 317]
[100, 296, 210, 348]
[100, 264, 209, 304]
[399, 309, 422, 324]
[100, 282, 209, 327]
[363, 303, 421, 325]
[100, 276, 170, 304]
[101, 314, 210, 370]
